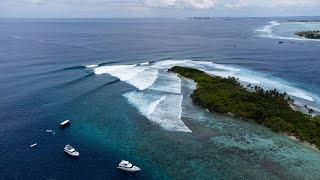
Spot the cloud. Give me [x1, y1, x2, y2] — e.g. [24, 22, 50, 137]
[225, 0, 248, 8]
[259, 0, 319, 7]
[5, 0, 319, 9]
[142, 0, 320, 9]
[142, 0, 217, 9]
[234, 0, 319, 8]
[1, 0, 319, 17]
[184, 0, 216, 9]
[144, 0, 176, 7]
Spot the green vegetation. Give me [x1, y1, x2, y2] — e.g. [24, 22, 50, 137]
[169, 66, 320, 148]
[295, 30, 320, 39]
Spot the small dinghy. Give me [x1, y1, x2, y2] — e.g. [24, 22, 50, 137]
[59, 120, 70, 128]
[64, 144, 79, 157]
[46, 129, 55, 134]
[117, 160, 141, 172]
[30, 143, 37, 148]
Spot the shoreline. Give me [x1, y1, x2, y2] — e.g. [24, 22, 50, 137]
[286, 134, 319, 151]
[170, 66, 320, 151]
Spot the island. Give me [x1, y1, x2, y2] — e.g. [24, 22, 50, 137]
[288, 20, 320, 23]
[187, 17, 211, 20]
[295, 31, 320, 39]
[169, 66, 320, 148]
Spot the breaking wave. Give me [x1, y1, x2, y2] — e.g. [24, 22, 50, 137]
[139, 61, 150, 66]
[149, 72, 181, 94]
[93, 64, 158, 90]
[148, 96, 166, 115]
[86, 64, 98, 68]
[124, 92, 191, 132]
[255, 21, 280, 38]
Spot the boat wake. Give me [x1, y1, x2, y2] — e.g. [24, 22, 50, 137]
[87, 59, 320, 132]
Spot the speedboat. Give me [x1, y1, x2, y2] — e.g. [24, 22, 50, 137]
[117, 160, 141, 172]
[64, 144, 79, 157]
[59, 120, 70, 128]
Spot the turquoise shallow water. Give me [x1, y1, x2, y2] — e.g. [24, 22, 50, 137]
[1, 18, 320, 179]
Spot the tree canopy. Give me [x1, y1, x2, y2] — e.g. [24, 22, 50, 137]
[169, 66, 320, 148]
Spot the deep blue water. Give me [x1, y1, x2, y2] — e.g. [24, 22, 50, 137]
[1, 18, 320, 179]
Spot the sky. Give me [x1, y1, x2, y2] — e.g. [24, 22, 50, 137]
[0, 0, 319, 18]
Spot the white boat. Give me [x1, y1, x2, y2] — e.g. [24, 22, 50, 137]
[117, 160, 141, 172]
[30, 143, 37, 148]
[46, 129, 56, 134]
[64, 144, 79, 157]
[59, 120, 70, 128]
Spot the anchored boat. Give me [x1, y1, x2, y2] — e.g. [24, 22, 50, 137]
[30, 143, 37, 148]
[117, 160, 141, 172]
[64, 144, 79, 157]
[59, 120, 70, 128]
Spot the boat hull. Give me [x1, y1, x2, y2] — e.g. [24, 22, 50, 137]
[30, 143, 37, 148]
[59, 120, 70, 128]
[117, 166, 141, 172]
[64, 150, 79, 157]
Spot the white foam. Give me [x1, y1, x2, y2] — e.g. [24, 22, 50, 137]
[153, 59, 187, 67]
[152, 60, 197, 69]
[205, 67, 314, 101]
[153, 60, 188, 67]
[153, 59, 241, 72]
[124, 92, 191, 132]
[94, 64, 138, 77]
[86, 64, 98, 68]
[211, 63, 241, 71]
[261, 78, 314, 101]
[149, 94, 190, 132]
[207, 71, 261, 84]
[255, 21, 280, 35]
[140, 61, 150, 66]
[149, 72, 181, 94]
[206, 70, 236, 79]
[306, 105, 320, 114]
[148, 96, 166, 115]
[127, 68, 158, 90]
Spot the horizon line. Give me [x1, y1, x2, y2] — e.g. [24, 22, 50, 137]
[0, 15, 319, 19]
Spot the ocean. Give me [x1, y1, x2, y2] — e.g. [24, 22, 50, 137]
[1, 17, 320, 179]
